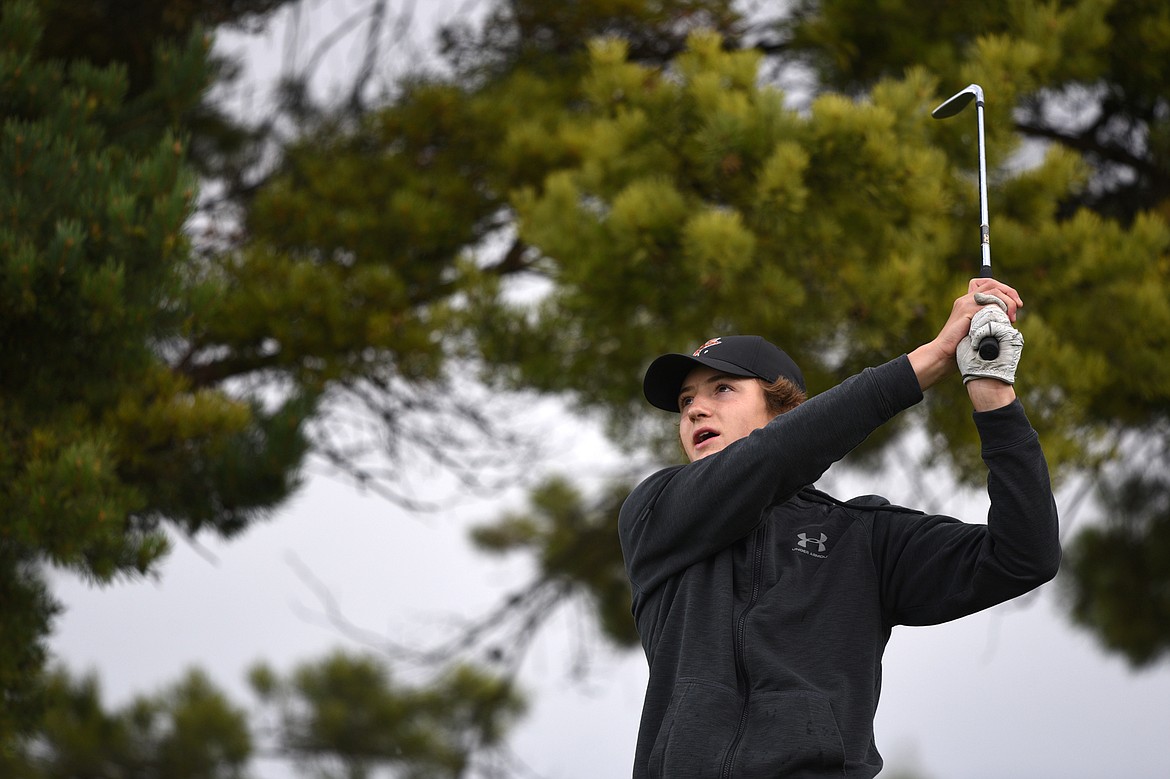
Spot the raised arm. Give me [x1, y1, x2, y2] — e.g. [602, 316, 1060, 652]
[878, 278, 1058, 621]
[874, 400, 1061, 625]
[619, 277, 1030, 596]
[619, 356, 923, 595]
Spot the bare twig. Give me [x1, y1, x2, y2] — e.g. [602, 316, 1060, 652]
[287, 548, 572, 675]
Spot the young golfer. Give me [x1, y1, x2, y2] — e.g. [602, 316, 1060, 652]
[618, 278, 1060, 778]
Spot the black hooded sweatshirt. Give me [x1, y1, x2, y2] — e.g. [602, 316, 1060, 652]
[618, 356, 1061, 778]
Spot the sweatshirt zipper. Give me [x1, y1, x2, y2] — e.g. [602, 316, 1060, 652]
[720, 523, 766, 778]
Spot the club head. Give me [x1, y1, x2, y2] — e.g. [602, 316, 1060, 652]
[931, 84, 985, 119]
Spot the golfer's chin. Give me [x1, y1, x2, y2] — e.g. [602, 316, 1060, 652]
[687, 438, 725, 462]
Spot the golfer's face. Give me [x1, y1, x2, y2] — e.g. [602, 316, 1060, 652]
[678, 365, 773, 462]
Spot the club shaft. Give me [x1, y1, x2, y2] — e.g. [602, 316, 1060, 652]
[976, 99, 991, 273]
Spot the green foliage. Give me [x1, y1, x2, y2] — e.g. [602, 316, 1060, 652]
[196, 78, 507, 390]
[441, 0, 743, 76]
[7, 4, 1170, 772]
[780, 0, 1170, 221]
[768, 0, 1170, 664]
[472, 476, 640, 647]
[473, 34, 1032, 471]
[440, 5, 1170, 664]
[3, 657, 524, 779]
[2, 666, 250, 778]
[0, 562, 56, 744]
[1062, 443, 1170, 666]
[0, 0, 309, 739]
[250, 651, 526, 778]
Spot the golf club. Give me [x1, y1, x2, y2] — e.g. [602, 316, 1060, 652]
[932, 83, 999, 360]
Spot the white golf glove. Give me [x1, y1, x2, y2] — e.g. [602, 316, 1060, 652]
[956, 292, 1024, 384]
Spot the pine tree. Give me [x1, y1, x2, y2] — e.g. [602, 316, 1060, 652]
[768, 0, 1170, 666]
[2, 655, 524, 778]
[0, 0, 308, 738]
[228, 0, 1170, 665]
[7, 1, 1170, 766]
[3, 666, 250, 778]
[249, 652, 525, 777]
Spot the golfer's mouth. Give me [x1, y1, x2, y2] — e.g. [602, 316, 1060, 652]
[693, 428, 719, 448]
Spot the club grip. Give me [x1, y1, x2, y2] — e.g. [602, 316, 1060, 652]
[976, 263, 1000, 360]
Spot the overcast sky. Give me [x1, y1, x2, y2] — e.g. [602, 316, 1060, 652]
[47, 2, 1170, 777]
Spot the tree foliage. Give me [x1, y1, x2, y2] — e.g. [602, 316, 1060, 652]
[1061, 433, 1170, 666]
[2, 666, 250, 778]
[471, 476, 640, 652]
[250, 651, 525, 779]
[779, 0, 1170, 223]
[0, 0, 306, 738]
[765, 0, 1170, 669]
[3, 655, 522, 779]
[5, 0, 1170, 766]
[188, 0, 1170, 678]
[444, 0, 1170, 665]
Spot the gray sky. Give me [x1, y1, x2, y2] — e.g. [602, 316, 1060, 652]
[47, 2, 1170, 777]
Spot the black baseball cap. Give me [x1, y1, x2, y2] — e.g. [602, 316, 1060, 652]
[642, 335, 805, 412]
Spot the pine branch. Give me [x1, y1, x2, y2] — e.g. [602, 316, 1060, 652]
[1014, 119, 1152, 174]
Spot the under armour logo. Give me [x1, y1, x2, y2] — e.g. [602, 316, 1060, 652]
[797, 532, 828, 553]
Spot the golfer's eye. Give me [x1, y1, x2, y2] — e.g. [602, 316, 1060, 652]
[716, 383, 732, 393]
[679, 396, 693, 409]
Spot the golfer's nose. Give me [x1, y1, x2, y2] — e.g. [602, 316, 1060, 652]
[687, 395, 710, 420]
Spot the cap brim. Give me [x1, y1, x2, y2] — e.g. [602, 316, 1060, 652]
[642, 353, 762, 412]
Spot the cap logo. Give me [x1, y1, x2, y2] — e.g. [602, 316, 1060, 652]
[693, 338, 722, 356]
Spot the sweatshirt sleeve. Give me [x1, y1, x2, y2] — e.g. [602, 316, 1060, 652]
[873, 399, 1062, 626]
[619, 355, 924, 597]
